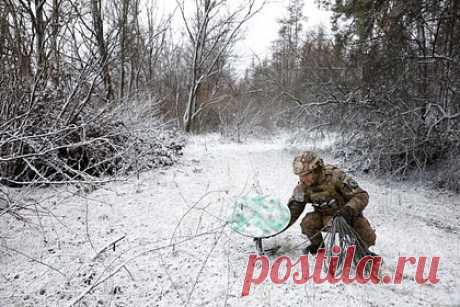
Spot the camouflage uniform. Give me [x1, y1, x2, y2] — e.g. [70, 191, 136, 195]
[287, 151, 376, 249]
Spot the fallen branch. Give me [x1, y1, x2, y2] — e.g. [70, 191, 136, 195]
[91, 235, 126, 262]
[0, 245, 67, 278]
[67, 226, 226, 307]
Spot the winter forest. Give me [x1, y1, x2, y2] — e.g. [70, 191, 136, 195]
[1, 0, 460, 306]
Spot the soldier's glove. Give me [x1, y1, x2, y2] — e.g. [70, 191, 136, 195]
[287, 200, 306, 219]
[335, 206, 355, 225]
[284, 200, 306, 230]
[303, 244, 321, 255]
[288, 200, 305, 208]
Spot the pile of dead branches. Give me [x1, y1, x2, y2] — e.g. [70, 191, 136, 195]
[0, 74, 184, 187]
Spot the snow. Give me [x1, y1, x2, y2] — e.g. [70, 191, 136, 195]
[1, 132, 459, 306]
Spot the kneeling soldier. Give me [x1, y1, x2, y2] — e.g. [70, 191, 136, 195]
[287, 151, 376, 254]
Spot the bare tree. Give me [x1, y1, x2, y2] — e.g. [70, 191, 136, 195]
[118, 0, 130, 99]
[177, 0, 265, 133]
[90, 0, 113, 100]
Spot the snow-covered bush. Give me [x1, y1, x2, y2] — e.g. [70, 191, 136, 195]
[0, 78, 184, 186]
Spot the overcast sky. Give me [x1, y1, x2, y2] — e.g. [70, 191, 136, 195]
[154, 0, 333, 76]
[234, 0, 332, 74]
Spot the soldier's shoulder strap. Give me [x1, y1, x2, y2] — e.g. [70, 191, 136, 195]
[323, 164, 337, 171]
[327, 166, 363, 193]
[323, 164, 342, 177]
[323, 164, 349, 185]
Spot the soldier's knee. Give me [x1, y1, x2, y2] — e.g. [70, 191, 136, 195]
[353, 217, 377, 247]
[300, 212, 323, 235]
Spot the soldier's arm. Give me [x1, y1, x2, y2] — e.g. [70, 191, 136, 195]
[334, 170, 369, 214]
[285, 183, 307, 228]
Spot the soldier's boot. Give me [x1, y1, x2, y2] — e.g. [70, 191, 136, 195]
[303, 242, 324, 255]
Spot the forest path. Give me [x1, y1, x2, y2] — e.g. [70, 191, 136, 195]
[1, 133, 459, 306]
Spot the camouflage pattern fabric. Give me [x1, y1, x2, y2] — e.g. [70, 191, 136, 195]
[293, 151, 324, 175]
[287, 164, 376, 247]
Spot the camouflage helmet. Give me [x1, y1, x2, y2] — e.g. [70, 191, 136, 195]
[293, 151, 324, 175]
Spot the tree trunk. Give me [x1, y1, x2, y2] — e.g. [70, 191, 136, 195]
[119, 0, 129, 99]
[34, 0, 46, 76]
[91, 0, 113, 100]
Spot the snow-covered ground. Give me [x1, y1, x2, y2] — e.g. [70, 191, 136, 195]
[1, 132, 459, 306]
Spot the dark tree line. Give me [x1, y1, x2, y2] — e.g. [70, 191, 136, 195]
[240, 0, 460, 190]
[329, 0, 460, 190]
